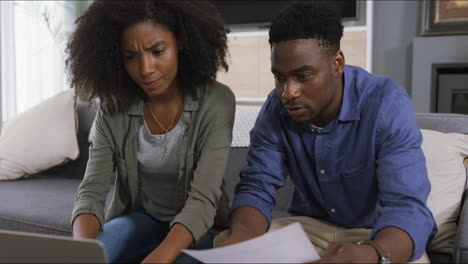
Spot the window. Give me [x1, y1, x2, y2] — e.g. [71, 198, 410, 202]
[0, 1, 88, 124]
[216, 1, 372, 104]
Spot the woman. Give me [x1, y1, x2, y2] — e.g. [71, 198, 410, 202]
[66, 1, 234, 263]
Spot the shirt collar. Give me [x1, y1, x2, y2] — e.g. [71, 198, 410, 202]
[337, 65, 360, 122]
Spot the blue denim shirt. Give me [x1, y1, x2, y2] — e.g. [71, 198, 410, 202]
[231, 65, 437, 260]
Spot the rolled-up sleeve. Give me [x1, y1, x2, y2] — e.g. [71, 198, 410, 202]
[372, 93, 437, 260]
[71, 108, 114, 231]
[230, 96, 289, 228]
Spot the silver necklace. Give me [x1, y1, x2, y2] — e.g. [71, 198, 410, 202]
[147, 103, 179, 157]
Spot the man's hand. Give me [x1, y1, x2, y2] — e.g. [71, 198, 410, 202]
[222, 230, 256, 247]
[309, 226, 413, 263]
[222, 206, 268, 247]
[310, 242, 379, 263]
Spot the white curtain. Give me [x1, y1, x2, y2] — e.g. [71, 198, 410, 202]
[0, 1, 17, 123]
[1, 1, 83, 124]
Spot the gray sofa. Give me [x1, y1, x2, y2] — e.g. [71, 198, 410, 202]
[0, 101, 98, 236]
[0, 100, 467, 263]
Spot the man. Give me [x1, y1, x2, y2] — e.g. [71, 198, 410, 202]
[221, 2, 436, 263]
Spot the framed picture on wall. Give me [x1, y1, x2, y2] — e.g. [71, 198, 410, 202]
[422, 0, 468, 36]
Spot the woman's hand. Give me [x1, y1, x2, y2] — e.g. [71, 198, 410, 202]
[141, 223, 194, 264]
[72, 214, 100, 239]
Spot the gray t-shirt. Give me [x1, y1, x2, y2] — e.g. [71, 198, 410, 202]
[137, 118, 187, 221]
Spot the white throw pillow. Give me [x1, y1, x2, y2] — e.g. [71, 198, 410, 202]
[0, 89, 79, 180]
[422, 129, 468, 253]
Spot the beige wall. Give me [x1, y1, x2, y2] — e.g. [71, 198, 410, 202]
[218, 30, 367, 98]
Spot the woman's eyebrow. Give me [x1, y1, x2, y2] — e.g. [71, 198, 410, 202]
[121, 40, 166, 53]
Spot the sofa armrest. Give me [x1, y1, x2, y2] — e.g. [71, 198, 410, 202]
[454, 167, 468, 263]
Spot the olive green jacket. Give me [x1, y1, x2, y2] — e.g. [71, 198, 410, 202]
[71, 81, 235, 243]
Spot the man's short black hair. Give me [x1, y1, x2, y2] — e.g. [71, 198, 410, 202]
[269, 1, 344, 56]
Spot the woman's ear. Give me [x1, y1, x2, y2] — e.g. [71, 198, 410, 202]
[177, 33, 185, 51]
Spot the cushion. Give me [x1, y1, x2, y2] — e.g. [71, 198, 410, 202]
[0, 89, 79, 180]
[422, 129, 468, 253]
[232, 105, 261, 147]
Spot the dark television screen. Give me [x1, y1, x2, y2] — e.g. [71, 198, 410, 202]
[211, 1, 359, 25]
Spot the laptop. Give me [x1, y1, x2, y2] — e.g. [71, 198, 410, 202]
[0, 229, 107, 263]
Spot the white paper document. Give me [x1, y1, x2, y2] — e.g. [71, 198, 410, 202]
[182, 222, 319, 263]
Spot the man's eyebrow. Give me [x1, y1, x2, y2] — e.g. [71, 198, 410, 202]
[290, 65, 314, 74]
[121, 40, 165, 53]
[271, 65, 315, 74]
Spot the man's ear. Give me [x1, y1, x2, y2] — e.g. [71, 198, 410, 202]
[332, 50, 345, 76]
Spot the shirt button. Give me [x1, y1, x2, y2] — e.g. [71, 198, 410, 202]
[330, 208, 336, 213]
[320, 169, 325, 175]
[184, 131, 188, 136]
[183, 113, 189, 119]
